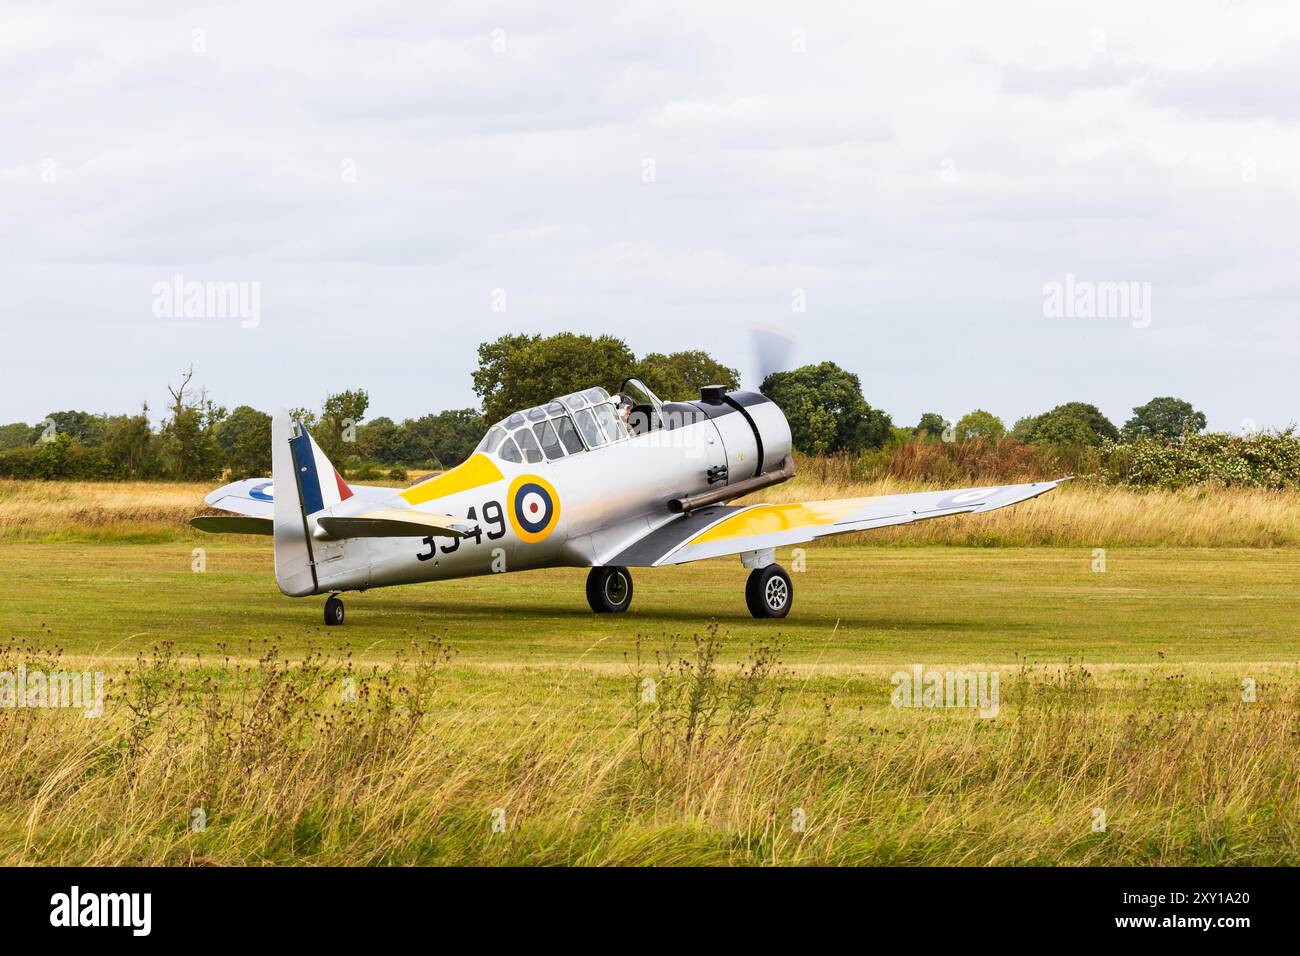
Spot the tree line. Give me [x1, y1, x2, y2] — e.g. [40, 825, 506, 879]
[0, 332, 1242, 484]
[0, 340, 743, 482]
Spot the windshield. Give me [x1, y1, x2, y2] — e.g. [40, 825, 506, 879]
[619, 377, 663, 408]
[474, 386, 628, 462]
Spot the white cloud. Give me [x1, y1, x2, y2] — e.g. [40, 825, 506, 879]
[1, 0, 1299, 433]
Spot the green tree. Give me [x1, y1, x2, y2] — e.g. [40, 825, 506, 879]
[426, 408, 484, 467]
[473, 333, 637, 422]
[760, 362, 893, 454]
[1122, 396, 1207, 442]
[103, 405, 161, 478]
[41, 410, 107, 446]
[1009, 416, 1036, 442]
[288, 407, 318, 430]
[159, 368, 225, 480]
[316, 389, 370, 461]
[218, 405, 272, 479]
[0, 422, 33, 450]
[1017, 402, 1119, 447]
[916, 412, 948, 438]
[1029, 412, 1094, 446]
[31, 433, 75, 478]
[352, 409, 486, 469]
[634, 350, 740, 402]
[358, 416, 407, 465]
[800, 401, 839, 454]
[954, 409, 1006, 442]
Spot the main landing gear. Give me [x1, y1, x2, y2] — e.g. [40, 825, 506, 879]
[745, 564, 793, 619]
[324, 593, 345, 626]
[584, 563, 793, 619]
[587, 566, 634, 613]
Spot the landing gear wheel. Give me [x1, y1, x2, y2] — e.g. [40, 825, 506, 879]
[586, 566, 634, 613]
[745, 565, 792, 619]
[324, 594, 345, 626]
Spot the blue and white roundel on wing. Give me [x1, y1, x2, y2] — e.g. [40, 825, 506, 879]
[936, 487, 1001, 510]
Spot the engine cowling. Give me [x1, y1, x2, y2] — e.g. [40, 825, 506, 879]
[706, 388, 791, 481]
[660, 386, 795, 512]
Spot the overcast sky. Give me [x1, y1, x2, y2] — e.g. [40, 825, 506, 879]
[3, 0, 1298, 432]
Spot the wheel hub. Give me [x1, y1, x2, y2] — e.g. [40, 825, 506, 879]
[604, 572, 629, 605]
[765, 577, 787, 610]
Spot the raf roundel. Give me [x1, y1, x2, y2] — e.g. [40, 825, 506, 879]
[935, 487, 1001, 510]
[508, 475, 561, 543]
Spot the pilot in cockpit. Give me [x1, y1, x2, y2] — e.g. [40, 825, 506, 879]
[612, 391, 634, 425]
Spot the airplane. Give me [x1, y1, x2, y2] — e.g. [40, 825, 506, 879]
[191, 379, 1067, 625]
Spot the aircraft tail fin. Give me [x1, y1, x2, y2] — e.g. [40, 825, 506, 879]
[272, 410, 352, 596]
[288, 418, 354, 515]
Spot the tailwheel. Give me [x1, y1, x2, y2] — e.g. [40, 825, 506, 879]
[745, 564, 792, 619]
[586, 566, 634, 613]
[324, 594, 345, 626]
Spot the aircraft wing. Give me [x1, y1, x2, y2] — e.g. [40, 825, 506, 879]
[609, 479, 1069, 567]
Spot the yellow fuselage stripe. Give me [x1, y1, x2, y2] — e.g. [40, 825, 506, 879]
[399, 454, 505, 506]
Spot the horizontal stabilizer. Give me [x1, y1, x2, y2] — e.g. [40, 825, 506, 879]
[315, 508, 477, 539]
[191, 514, 274, 535]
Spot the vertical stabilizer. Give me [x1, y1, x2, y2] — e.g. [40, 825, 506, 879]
[287, 421, 354, 515]
[272, 410, 318, 597]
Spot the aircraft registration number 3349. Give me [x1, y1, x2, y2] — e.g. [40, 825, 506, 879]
[416, 500, 506, 560]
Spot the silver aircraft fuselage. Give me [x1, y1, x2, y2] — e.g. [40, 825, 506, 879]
[303, 391, 793, 595]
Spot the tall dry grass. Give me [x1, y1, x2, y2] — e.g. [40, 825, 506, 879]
[2, 633, 1296, 865]
[0, 476, 425, 543]
[0, 479, 212, 543]
[748, 472, 1300, 547]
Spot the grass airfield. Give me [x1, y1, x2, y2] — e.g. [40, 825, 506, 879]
[4, 541, 1299, 665]
[1, 534, 1297, 865]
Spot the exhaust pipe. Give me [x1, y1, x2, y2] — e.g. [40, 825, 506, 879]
[668, 455, 795, 514]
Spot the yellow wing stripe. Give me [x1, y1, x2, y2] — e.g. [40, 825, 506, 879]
[399, 454, 504, 506]
[689, 498, 872, 544]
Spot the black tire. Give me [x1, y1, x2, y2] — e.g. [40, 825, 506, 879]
[586, 566, 634, 613]
[324, 594, 345, 626]
[745, 565, 792, 619]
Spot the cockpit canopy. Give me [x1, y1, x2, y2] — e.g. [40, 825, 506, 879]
[474, 386, 633, 464]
